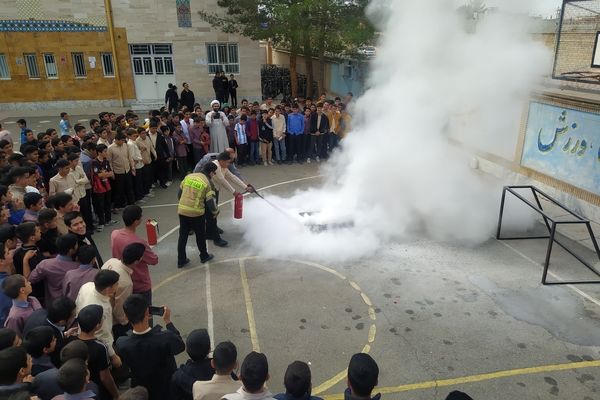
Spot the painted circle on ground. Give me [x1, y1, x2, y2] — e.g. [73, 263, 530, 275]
[153, 256, 377, 395]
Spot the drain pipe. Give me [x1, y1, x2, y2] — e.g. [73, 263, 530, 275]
[104, 0, 125, 107]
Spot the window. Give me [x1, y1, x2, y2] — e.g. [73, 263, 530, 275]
[0, 54, 9, 79]
[142, 57, 153, 75]
[154, 57, 174, 75]
[130, 44, 174, 76]
[593, 32, 600, 68]
[101, 53, 114, 77]
[24, 53, 40, 79]
[130, 44, 151, 55]
[132, 58, 143, 75]
[206, 43, 239, 74]
[153, 44, 172, 55]
[165, 57, 174, 74]
[71, 52, 86, 77]
[43, 53, 58, 78]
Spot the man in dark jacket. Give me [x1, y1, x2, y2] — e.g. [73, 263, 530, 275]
[23, 297, 77, 367]
[220, 72, 230, 105]
[308, 105, 330, 162]
[228, 74, 239, 108]
[116, 295, 185, 400]
[344, 353, 380, 400]
[274, 361, 322, 400]
[155, 126, 172, 188]
[169, 329, 214, 400]
[212, 73, 222, 103]
[64, 211, 103, 266]
[180, 83, 195, 111]
[165, 84, 179, 114]
[0, 346, 33, 399]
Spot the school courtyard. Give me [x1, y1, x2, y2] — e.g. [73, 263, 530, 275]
[3, 113, 600, 399]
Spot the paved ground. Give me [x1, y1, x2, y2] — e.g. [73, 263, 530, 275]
[4, 113, 600, 399]
[90, 163, 600, 400]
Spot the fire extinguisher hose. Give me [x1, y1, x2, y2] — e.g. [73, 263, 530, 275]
[251, 191, 304, 228]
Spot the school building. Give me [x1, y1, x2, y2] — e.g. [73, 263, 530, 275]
[0, 0, 262, 111]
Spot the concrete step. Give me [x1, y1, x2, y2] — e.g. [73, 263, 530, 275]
[129, 101, 164, 112]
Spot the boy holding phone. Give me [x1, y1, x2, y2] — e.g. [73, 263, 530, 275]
[117, 294, 185, 400]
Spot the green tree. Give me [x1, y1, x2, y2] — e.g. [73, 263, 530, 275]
[199, 0, 374, 98]
[303, 0, 374, 95]
[199, 0, 305, 96]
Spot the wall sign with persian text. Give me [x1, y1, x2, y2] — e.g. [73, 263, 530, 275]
[521, 102, 600, 196]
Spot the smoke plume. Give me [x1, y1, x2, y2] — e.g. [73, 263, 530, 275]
[240, 0, 551, 261]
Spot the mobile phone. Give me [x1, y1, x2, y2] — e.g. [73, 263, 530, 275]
[149, 306, 165, 316]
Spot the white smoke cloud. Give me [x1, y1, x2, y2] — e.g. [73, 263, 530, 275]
[240, 0, 551, 262]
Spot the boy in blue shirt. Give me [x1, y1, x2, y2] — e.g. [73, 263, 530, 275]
[286, 104, 305, 164]
[17, 118, 27, 144]
[59, 112, 71, 137]
[234, 115, 249, 165]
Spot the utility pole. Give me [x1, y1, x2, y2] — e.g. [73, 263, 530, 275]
[104, 0, 125, 107]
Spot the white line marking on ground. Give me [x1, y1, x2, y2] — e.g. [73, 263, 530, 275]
[498, 240, 600, 308]
[153, 175, 323, 244]
[142, 203, 178, 209]
[39, 120, 51, 123]
[155, 226, 179, 244]
[153, 255, 376, 395]
[205, 263, 215, 343]
[78, 119, 89, 122]
[239, 258, 261, 352]
[3, 121, 15, 124]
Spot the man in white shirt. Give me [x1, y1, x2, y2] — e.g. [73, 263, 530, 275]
[270, 106, 287, 164]
[101, 242, 144, 338]
[208, 152, 254, 247]
[222, 352, 276, 400]
[127, 129, 145, 203]
[193, 341, 241, 400]
[48, 160, 77, 200]
[75, 270, 122, 368]
[180, 111, 194, 166]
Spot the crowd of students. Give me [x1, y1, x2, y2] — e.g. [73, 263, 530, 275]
[223, 94, 353, 167]
[0, 98, 472, 400]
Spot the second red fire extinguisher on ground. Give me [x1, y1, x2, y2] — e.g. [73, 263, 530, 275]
[146, 219, 159, 245]
[234, 193, 244, 219]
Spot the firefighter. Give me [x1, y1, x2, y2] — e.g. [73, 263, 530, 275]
[176, 162, 219, 268]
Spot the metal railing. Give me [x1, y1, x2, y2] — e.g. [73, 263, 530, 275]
[497, 185, 600, 284]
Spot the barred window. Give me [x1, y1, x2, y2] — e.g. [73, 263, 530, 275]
[206, 43, 239, 74]
[72, 52, 86, 77]
[43, 53, 58, 78]
[0, 54, 9, 79]
[101, 53, 115, 77]
[24, 53, 40, 79]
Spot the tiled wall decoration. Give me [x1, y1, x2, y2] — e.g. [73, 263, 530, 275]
[0, 19, 107, 32]
[176, 0, 192, 28]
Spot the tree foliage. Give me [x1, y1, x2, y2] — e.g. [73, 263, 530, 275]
[199, 0, 375, 97]
[457, 0, 488, 20]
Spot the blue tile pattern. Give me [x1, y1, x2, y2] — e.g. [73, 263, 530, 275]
[176, 0, 192, 28]
[0, 19, 107, 32]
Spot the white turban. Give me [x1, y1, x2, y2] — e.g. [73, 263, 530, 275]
[210, 100, 220, 107]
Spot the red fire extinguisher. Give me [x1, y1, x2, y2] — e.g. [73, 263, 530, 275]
[234, 193, 244, 219]
[146, 219, 159, 245]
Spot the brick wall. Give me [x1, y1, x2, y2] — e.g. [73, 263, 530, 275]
[554, 32, 596, 75]
[0, 0, 107, 26]
[109, 0, 262, 104]
[271, 50, 331, 93]
[0, 28, 135, 103]
[0, 0, 263, 106]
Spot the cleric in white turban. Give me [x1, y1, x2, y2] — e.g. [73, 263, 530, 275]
[205, 100, 229, 153]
